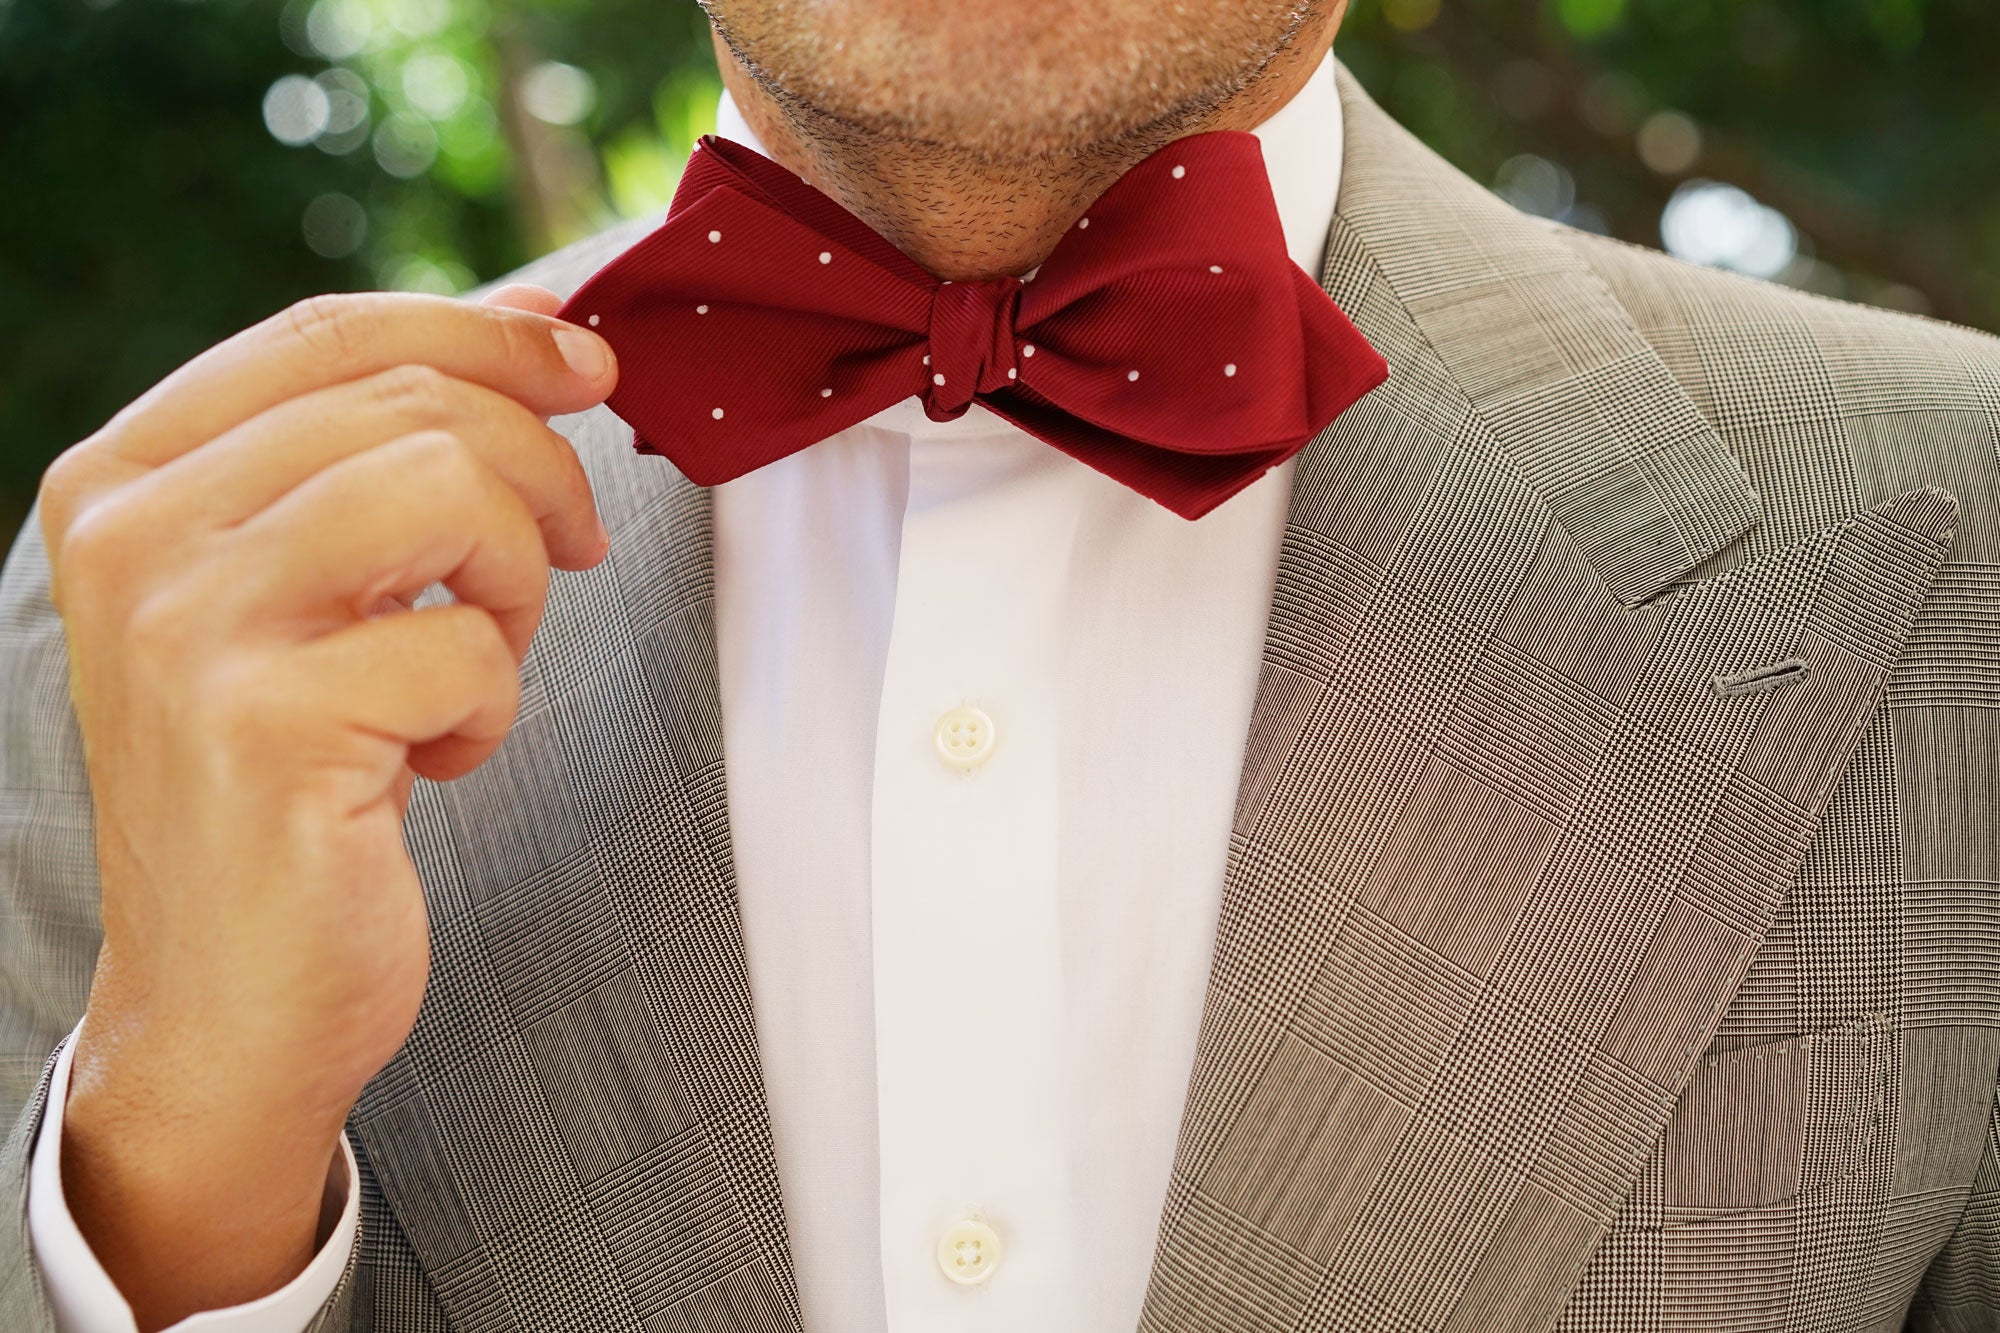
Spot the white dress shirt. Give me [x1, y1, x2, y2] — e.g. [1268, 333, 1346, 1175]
[27, 48, 1343, 1332]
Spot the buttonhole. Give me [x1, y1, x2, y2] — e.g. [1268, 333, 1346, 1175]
[1712, 657, 1809, 698]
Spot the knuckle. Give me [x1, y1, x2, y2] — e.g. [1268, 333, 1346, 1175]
[519, 569, 552, 635]
[457, 606, 516, 675]
[37, 443, 88, 511]
[369, 363, 456, 426]
[282, 292, 373, 364]
[489, 309, 550, 380]
[398, 427, 481, 491]
[434, 607, 522, 717]
[125, 578, 210, 670]
[37, 451, 94, 576]
[402, 429, 523, 527]
[188, 657, 280, 757]
[56, 494, 141, 590]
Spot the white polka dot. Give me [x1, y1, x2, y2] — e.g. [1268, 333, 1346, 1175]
[696, 304, 708, 315]
[1077, 217, 1089, 229]
[1023, 344, 1036, 357]
[1209, 265, 1223, 274]
[708, 230, 721, 243]
[712, 407, 725, 418]
[587, 313, 600, 326]
[922, 354, 930, 366]
[821, 387, 833, 397]
[1224, 363, 1237, 377]
[1127, 369, 1140, 381]
[1007, 368, 1017, 379]
[933, 373, 946, 386]
[1172, 164, 1186, 179]
[819, 251, 831, 264]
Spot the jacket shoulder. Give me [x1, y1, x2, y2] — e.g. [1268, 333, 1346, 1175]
[1560, 223, 2000, 444]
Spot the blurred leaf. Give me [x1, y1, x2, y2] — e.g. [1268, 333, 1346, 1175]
[1556, 0, 1628, 39]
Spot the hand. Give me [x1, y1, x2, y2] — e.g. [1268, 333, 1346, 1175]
[34, 284, 615, 1330]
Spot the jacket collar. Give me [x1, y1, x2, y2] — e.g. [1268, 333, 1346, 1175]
[1317, 66, 1761, 608]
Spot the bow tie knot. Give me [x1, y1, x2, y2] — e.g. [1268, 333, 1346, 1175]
[923, 277, 1024, 421]
[559, 130, 1389, 519]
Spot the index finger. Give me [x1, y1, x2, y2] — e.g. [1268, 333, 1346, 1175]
[89, 290, 618, 470]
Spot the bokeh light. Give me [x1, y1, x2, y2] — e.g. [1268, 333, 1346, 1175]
[311, 66, 371, 154]
[521, 61, 598, 126]
[388, 0, 451, 40]
[263, 74, 331, 146]
[402, 51, 471, 121]
[1494, 154, 1576, 220]
[1578, 72, 1646, 138]
[1661, 180, 1798, 280]
[302, 192, 368, 257]
[304, 0, 371, 61]
[373, 113, 439, 178]
[382, 254, 477, 294]
[1636, 110, 1703, 175]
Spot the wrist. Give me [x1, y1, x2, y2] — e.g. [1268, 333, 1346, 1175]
[71, 970, 365, 1136]
[63, 1077, 346, 1206]
[60, 1072, 350, 1328]
[59, 1018, 353, 1330]
[65, 1013, 351, 1195]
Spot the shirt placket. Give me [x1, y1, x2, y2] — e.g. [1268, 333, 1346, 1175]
[869, 424, 1085, 1330]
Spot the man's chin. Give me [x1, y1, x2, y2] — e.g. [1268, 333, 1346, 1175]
[707, 0, 1321, 164]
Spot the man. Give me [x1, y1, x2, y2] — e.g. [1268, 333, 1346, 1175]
[2, 0, 1998, 1329]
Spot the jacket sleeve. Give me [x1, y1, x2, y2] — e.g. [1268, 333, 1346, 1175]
[0, 495, 360, 1332]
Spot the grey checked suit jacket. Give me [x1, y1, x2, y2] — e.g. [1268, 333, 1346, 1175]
[4, 64, 2000, 1333]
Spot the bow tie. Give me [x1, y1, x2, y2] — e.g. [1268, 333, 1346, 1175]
[555, 130, 1388, 519]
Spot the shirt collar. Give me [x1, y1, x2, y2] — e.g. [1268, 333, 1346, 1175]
[710, 47, 1343, 439]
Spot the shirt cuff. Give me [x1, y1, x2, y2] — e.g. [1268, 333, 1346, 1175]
[26, 1021, 360, 1333]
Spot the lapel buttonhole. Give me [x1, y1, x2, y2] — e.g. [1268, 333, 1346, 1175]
[1712, 657, 1810, 698]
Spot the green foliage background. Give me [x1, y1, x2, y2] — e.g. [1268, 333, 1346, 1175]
[2, 0, 1995, 543]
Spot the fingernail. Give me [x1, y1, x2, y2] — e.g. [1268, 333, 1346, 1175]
[554, 326, 612, 382]
[595, 515, 611, 552]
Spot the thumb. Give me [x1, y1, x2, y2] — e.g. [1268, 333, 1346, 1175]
[478, 282, 568, 318]
[477, 283, 605, 425]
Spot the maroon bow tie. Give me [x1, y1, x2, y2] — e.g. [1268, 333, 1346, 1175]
[555, 130, 1387, 519]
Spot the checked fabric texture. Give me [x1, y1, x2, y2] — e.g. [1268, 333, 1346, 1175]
[5, 63, 2000, 1333]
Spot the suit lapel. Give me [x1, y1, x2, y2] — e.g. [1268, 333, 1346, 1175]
[1136, 69, 1958, 1332]
[352, 403, 801, 1332]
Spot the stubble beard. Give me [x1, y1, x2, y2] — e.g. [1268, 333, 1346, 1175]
[699, 0, 1323, 170]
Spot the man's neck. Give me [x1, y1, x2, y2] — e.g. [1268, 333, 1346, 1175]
[708, 14, 1341, 283]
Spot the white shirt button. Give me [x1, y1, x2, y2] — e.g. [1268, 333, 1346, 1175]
[933, 705, 997, 769]
[936, 1217, 1003, 1286]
